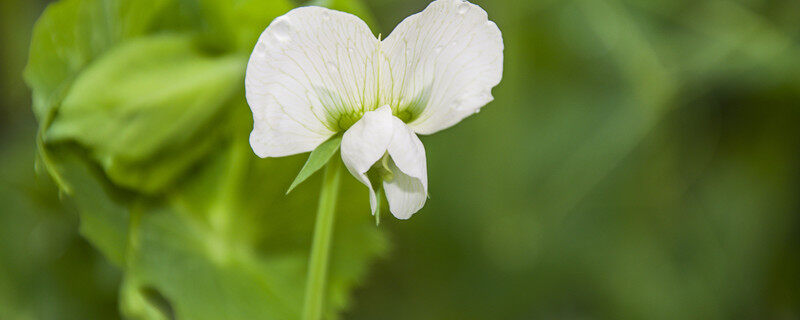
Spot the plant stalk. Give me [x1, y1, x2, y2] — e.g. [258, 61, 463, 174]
[302, 157, 342, 320]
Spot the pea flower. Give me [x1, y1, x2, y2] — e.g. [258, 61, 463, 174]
[245, 0, 503, 219]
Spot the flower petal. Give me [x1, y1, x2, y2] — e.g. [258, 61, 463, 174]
[246, 6, 381, 157]
[381, 0, 504, 135]
[341, 106, 394, 214]
[386, 117, 427, 193]
[383, 162, 427, 220]
[383, 119, 428, 219]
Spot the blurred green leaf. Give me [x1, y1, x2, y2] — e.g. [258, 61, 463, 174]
[287, 135, 342, 194]
[44, 34, 245, 193]
[24, 0, 173, 121]
[51, 147, 131, 266]
[0, 137, 121, 320]
[120, 279, 173, 320]
[44, 137, 386, 320]
[24, 0, 180, 191]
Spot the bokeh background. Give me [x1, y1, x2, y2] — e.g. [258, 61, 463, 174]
[2, 0, 799, 319]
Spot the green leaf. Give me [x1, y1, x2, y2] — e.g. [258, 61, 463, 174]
[287, 135, 343, 194]
[43, 34, 245, 193]
[52, 147, 131, 267]
[24, 0, 180, 193]
[45, 138, 387, 320]
[0, 137, 121, 320]
[24, 0, 174, 121]
[120, 278, 173, 320]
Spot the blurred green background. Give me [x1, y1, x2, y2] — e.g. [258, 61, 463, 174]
[2, 0, 799, 319]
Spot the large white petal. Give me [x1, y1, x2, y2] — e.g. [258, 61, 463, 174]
[383, 118, 427, 219]
[340, 106, 395, 214]
[246, 6, 381, 157]
[380, 0, 504, 135]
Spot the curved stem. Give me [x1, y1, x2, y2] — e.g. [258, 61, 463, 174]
[302, 157, 342, 320]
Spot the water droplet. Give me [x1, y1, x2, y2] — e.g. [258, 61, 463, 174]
[474, 108, 481, 114]
[434, 45, 443, 54]
[347, 47, 355, 54]
[457, 2, 470, 14]
[453, 97, 464, 108]
[272, 19, 291, 42]
[322, 12, 331, 20]
[451, 40, 458, 47]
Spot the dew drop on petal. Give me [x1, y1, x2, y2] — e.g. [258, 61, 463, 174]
[457, 1, 470, 14]
[322, 11, 331, 20]
[272, 19, 291, 42]
[453, 97, 464, 108]
[434, 45, 444, 54]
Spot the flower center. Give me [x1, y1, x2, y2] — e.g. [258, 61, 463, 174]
[392, 84, 432, 123]
[366, 153, 395, 188]
[334, 110, 365, 131]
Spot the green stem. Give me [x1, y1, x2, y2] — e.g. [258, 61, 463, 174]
[302, 157, 342, 320]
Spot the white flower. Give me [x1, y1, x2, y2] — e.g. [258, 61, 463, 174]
[245, 0, 503, 219]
